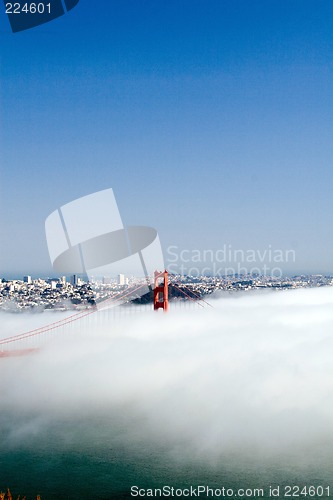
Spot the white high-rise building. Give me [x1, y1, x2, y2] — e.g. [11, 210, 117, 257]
[23, 275, 32, 284]
[118, 274, 125, 286]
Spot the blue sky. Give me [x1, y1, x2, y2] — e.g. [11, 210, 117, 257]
[0, 0, 333, 276]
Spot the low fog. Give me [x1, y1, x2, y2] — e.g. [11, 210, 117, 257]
[1, 287, 333, 465]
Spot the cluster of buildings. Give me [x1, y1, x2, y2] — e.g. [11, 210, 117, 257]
[170, 273, 333, 296]
[0, 274, 131, 313]
[1, 273, 332, 313]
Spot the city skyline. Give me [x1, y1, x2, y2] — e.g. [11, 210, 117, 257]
[1, 1, 333, 275]
[2, 272, 333, 314]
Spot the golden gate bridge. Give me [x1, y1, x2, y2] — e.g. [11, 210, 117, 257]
[0, 272, 212, 358]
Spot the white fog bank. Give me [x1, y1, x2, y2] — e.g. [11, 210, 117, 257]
[1, 287, 333, 461]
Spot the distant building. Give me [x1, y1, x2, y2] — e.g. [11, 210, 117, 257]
[60, 276, 66, 285]
[118, 274, 125, 286]
[23, 275, 32, 284]
[71, 275, 78, 286]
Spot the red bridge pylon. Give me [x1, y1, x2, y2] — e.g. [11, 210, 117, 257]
[154, 270, 169, 312]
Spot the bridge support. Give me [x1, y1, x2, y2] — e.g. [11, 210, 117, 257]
[154, 270, 169, 312]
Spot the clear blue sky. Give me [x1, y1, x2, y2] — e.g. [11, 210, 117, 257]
[0, 0, 333, 277]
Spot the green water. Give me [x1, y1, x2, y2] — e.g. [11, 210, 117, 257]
[1, 414, 332, 499]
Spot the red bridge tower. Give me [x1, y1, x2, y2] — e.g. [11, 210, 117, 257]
[154, 270, 169, 312]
